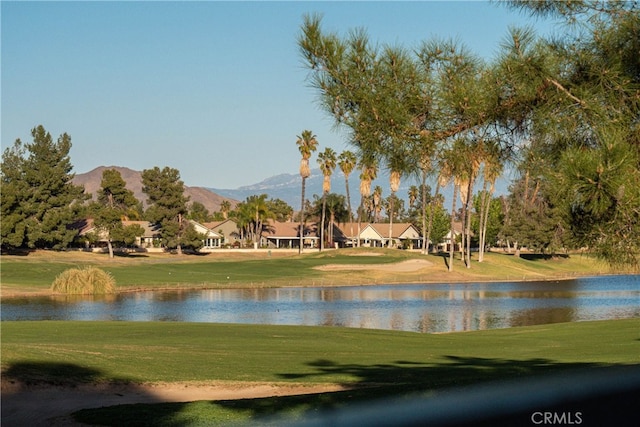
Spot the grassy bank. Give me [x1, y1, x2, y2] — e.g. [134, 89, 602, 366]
[0, 248, 625, 296]
[2, 319, 639, 425]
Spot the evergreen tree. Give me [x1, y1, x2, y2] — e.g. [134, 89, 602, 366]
[498, 1, 640, 267]
[1, 125, 86, 250]
[187, 202, 214, 223]
[141, 166, 196, 254]
[92, 169, 144, 258]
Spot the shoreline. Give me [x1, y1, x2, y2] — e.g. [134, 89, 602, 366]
[0, 271, 629, 300]
[2, 249, 634, 299]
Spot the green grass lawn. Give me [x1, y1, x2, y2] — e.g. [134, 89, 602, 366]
[3, 319, 639, 425]
[0, 248, 622, 295]
[2, 249, 635, 425]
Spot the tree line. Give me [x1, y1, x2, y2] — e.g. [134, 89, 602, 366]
[3, 2, 637, 268]
[0, 126, 294, 256]
[0, 124, 492, 256]
[296, 0, 639, 269]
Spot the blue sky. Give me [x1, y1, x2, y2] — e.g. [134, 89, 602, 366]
[2, 1, 556, 189]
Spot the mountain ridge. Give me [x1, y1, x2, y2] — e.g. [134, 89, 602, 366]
[72, 166, 239, 214]
[74, 166, 509, 215]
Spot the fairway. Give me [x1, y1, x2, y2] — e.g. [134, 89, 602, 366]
[0, 248, 624, 296]
[2, 319, 639, 425]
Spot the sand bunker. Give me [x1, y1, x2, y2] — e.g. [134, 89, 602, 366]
[314, 259, 433, 272]
[1, 381, 349, 426]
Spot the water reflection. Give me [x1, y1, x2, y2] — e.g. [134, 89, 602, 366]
[2, 275, 638, 333]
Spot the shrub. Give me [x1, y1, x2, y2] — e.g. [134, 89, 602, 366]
[51, 267, 116, 294]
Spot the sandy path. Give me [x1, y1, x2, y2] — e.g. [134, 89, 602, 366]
[1, 381, 348, 426]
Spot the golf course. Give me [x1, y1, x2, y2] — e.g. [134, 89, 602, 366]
[2, 249, 639, 426]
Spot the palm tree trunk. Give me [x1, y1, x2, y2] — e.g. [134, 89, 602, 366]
[465, 178, 474, 268]
[459, 183, 467, 267]
[357, 195, 363, 248]
[449, 183, 458, 272]
[420, 172, 427, 254]
[320, 192, 327, 251]
[345, 176, 354, 247]
[388, 193, 394, 248]
[299, 177, 306, 254]
[107, 240, 114, 259]
[177, 213, 183, 255]
[426, 180, 441, 255]
[480, 183, 495, 262]
[478, 180, 488, 262]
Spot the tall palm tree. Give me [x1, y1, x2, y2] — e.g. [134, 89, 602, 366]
[478, 140, 504, 262]
[417, 141, 437, 254]
[338, 150, 357, 246]
[372, 185, 383, 223]
[245, 194, 273, 248]
[408, 185, 419, 211]
[317, 147, 337, 251]
[296, 130, 319, 253]
[460, 139, 482, 268]
[387, 168, 402, 247]
[358, 160, 378, 247]
[220, 200, 231, 220]
[439, 145, 463, 272]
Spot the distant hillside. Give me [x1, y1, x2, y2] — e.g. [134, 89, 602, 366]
[73, 166, 238, 213]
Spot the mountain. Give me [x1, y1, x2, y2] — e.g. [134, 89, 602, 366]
[73, 166, 238, 213]
[210, 170, 324, 208]
[211, 168, 511, 211]
[210, 168, 409, 209]
[74, 166, 510, 216]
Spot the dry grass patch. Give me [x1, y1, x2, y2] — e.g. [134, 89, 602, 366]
[51, 266, 116, 294]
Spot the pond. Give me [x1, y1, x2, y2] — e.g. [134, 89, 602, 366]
[2, 275, 638, 333]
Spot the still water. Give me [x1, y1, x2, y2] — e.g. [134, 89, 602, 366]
[2, 275, 638, 333]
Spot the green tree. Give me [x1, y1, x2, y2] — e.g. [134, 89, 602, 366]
[354, 160, 377, 246]
[219, 200, 232, 220]
[296, 130, 319, 253]
[497, 1, 640, 267]
[188, 201, 214, 223]
[383, 194, 405, 224]
[1, 141, 28, 250]
[472, 193, 504, 253]
[338, 150, 357, 244]
[1, 125, 86, 250]
[501, 154, 565, 256]
[141, 166, 195, 254]
[311, 193, 349, 247]
[426, 201, 451, 252]
[317, 147, 337, 251]
[438, 143, 467, 271]
[247, 194, 274, 248]
[266, 198, 294, 222]
[92, 169, 144, 258]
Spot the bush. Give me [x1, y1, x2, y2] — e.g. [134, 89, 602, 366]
[51, 267, 116, 294]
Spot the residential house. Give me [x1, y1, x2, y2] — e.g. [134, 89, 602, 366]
[360, 223, 423, 248]
[332, 222, 362, 247]
[439, 221, 465, 252]
[332, 222, 423, 249]
[71, 219, 161, 249]
[261, 220, 319, 249]
[189, 220, 223, 249]
[122, 220, 162, 248]
[202, 219, 241, 247]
